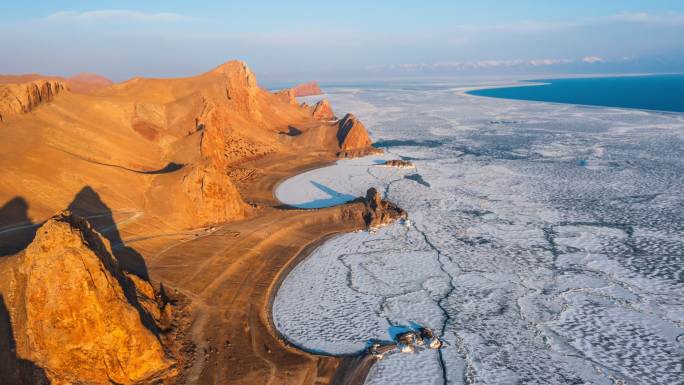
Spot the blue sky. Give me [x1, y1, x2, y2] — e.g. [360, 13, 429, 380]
[1, 1, 683, 83]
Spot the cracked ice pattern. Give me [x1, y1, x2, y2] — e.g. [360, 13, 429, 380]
[274, 83, 684, 384]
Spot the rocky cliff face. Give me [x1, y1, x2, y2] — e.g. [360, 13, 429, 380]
[180, 164, 249, 224]
[196, 61, 280, 169]
[0, 80, 67, 121]
[18, 212, 175, 384]
[311, 99, 335, 120]
[335, 113, 382, 158]
[0, 73, 112, 94]
[210, 61, 262, 122]
[274, 88, 297, 105]
[337, 113, 372, 150]
[199, 115, 275, 168]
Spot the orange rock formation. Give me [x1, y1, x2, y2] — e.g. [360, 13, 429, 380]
[292, 81, 323, 96]
[337, 113, 372, 149]
[335, 113, 382, 158]
[0, 60, 389, 384]
[9, 212, 175, 384]
[311, 98, 335, 120]
[359, 188, 407, 227]
[274, 88, 297, 105]
[0, 72, 113, 94]
[0, 79, 67, 121]
[0, 60, 380, 229]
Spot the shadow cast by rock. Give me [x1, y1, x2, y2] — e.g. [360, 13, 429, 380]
[404, 173, 431, 188]
[67, 186, 149, 280]
[279, 126, 302, 136]
[276, 181, 358, 209]
[303, 181, 357, 208]
[0, 295, 50, 385]
[0, 197, 37, 257]
[141, 162, 184, 175]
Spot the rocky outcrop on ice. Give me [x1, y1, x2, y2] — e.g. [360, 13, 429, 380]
[382, 159, 415, 168]
[359, 187, 406, 227]
[336, 114, 383, 158]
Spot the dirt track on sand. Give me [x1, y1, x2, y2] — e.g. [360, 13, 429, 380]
[139, 153, 377, 385]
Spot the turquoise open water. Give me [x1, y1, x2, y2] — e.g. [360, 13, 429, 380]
[467, 75, 684, 113]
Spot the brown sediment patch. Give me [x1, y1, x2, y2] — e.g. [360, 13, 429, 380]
[132, 120, 161, 141]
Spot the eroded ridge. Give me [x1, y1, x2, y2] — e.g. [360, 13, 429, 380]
[0, 60, 387, 385]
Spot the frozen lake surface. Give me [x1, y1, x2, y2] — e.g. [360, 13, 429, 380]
[275, 154, 395, 209]
[274, 83, 684, 384]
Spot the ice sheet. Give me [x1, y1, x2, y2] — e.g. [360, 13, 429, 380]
[273, 82, 684, 384]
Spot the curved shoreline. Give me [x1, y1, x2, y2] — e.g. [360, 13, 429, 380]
[266, 231, 377, 384]
[265, 161, 378, 384]
[267, 232, 343, 357]
[143, 152, 380, 384]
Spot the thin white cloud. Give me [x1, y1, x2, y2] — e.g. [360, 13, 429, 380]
[471, 59, 572, 68]
[603, 12, 684, 26]
[582, 56, 605, 64]
[448, 11, 684, 37]
[46, 10, 189, 22]
[454, 20, 577, 34]
[380, 58, 573, 71]
[526, 58, 573, 66]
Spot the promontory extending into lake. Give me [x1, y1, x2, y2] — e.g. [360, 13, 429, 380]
[0, 61, 404, 384]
